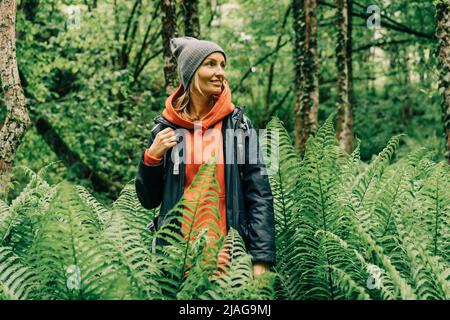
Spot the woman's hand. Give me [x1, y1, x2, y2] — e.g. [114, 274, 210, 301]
[253, 262, 270, 277]
[147, 127, 178, 158]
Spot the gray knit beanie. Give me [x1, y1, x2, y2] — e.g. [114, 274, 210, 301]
[170, 36, 227, 91]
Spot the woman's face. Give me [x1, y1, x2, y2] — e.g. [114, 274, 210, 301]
[194, 52, 226, 97]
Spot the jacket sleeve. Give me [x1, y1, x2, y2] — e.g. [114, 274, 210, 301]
[135, 125, 165, 209]
[241, 118, 276, 266]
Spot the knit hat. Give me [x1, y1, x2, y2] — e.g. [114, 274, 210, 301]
[170, 36, 227, 91]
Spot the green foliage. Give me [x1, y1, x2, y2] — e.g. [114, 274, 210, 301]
[266, 115, 449, 300]
[1, 117, 448, 300]
[12, 1, 163, 202]
[0, 160, 272, 300]
[5, 0, 444, 206]
[1, 1, 448, 300]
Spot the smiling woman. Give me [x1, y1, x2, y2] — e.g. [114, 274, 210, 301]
[135, 36, 276, 278]
[172, 50, 227, 122]
[188, 52, 227, 121]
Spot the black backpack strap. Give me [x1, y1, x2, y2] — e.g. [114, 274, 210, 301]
[234, 105, 250, 180]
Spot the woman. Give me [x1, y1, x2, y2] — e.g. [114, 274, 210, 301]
[135, 36, 275, 276]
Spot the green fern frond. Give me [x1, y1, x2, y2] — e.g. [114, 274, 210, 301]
[0, 199, 11, 241]
[152, 162, 223, 299]
[100, 208, 159, 299]
[263, 117, 302, 257]
[0, 246, 38, 300]
[352, 135, 403, 206]
[200, 228, 275, 300]
[328, 265, 371, 300]
[415, 162, 450, 262]
[26, 182, 120, 299]
[113, 183, 157, 248]
[76, 185, 111, 228]
[1, 168, 55, 256]
[315, 112, 339, 148]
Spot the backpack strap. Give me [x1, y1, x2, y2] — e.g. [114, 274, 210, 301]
[160, 106, 251, 177]
[235, 105, 250, 180]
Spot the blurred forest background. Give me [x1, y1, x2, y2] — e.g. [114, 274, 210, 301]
[0, 0, 448, 204]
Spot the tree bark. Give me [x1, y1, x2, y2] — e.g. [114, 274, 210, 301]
[436, 2, 450, 164]
[335, 0, 353, 154]
[292, 0, 319, 153]
[182, 0, 201, 38]
[0, 0, 32, 196]
[310, 0, 319, 134]
[161, 0, 179, 95]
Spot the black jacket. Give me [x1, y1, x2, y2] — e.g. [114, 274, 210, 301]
[135, 106, 276, 265]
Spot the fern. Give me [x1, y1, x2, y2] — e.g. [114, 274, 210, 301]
[0, 116, 448, 300]
[200, 228, 276, 300]
[75, 185, 111, 228]
[26, 182, 117, 299]
[151, 162, 224, 299]
[0, 246, 38, 299]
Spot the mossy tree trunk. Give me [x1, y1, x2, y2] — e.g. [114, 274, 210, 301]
[435, 2, 450, 164]
[0, 0, 32, 196]
[335, 0, 353, 154]
[292, 0, 319, 153]
[161, 0, 179, 95]
[182, 0, 201, 38]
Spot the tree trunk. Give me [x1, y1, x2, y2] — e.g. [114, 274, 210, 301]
[436, 2, 450, 164]
[161, 0, 179, 95]
[335, 0, 353, 154]
[182, 0, 201, 38]
[0, 0, 32, 197]
[310, 0, 319, 134]
[401, 52, 412, 126]
[292, 0, 319, 153]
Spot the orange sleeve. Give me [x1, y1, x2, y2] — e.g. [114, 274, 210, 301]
[143, 149, 163, 165]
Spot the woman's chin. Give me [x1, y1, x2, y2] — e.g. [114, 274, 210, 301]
[207, 87, 222, 96]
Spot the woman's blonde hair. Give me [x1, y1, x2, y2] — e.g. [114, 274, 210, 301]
[173, 71, 217, 121]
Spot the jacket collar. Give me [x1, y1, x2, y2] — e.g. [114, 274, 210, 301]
[154, 105, 245, 129]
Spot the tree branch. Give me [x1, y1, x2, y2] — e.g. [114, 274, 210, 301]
[29, 108, 121, 198]
[318, 0, 435, 40]
[120, 0, 142, 68]
[265, 4, 292, 121]
[133, 2, 161, 81]
[232, 40, 290, 92]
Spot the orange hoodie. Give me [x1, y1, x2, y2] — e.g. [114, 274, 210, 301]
[144, 80, 235, 265]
